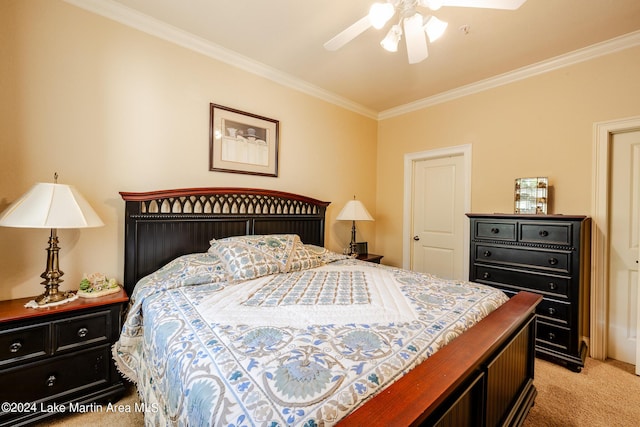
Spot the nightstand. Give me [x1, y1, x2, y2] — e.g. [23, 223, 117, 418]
[356, 253, 383, 264]
[0, 289, 128, 426]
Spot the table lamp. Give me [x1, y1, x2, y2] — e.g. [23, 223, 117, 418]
[0, 174, 104, 305]
[336, 196, 374, 256]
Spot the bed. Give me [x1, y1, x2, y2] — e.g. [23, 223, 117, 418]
[114, 187, 541, 426]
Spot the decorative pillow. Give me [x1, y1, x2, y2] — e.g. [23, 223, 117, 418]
[131, 252, 227, 302]
[287, 243, 325, 272]
[208, 234, 300, 282]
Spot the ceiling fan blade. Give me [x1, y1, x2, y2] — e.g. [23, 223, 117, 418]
[324, 16, 372, 51]
[403, 14, 428, 64]
[440, 0, 526, 10]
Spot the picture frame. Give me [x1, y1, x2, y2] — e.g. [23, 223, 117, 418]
[514, 177, 548, 214]
[209, 103, 279, 177]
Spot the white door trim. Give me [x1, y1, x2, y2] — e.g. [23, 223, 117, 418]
[591, 116, 640, 360]
[403, 144, 472, 274]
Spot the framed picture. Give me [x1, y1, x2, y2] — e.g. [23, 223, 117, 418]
[209, 103, 279, 177]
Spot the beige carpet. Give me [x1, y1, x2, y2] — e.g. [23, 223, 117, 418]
[36, 357, 639, 426]
[36, 384, 143, 427]
[524, 357, 640, 427]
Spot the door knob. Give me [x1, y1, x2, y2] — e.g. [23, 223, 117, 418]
[413, 235, 420, 241]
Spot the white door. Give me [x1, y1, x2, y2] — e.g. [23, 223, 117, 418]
[411, 155, 465, 280]
[608, 129, 640, 371]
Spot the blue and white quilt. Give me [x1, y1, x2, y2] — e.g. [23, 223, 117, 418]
[113, 234, 508, 426]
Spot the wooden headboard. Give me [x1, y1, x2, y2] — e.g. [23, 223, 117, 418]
[120, 188, 330, 295]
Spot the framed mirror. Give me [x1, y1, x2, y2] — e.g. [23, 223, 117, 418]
[515, 177, 548, 214]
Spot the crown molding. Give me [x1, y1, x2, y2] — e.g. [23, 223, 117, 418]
[379, 30, 640, 120]
[65, 1, 640, 122]
[64, 0, 378, 119]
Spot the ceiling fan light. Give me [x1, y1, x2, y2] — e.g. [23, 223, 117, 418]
[425, 16, 448, 42]
[368, 2, 395, 29]
[380, 24, 402, 52]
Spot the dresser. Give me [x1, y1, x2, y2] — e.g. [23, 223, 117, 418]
[0, 289, 128, 426]
[467, 214, 590, 372]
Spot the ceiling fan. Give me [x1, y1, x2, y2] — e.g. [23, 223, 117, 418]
[324, 0, 527, 64]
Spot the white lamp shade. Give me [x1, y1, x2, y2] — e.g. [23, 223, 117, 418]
[336, 199, 374, 222]
[425, 16, 448, 42]
[381, 24, 402, 52]
[0, 183, 104, 228]
[368, 2, 395, 29]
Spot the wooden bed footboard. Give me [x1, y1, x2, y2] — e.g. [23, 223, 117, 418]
[340, 291, 542, 427]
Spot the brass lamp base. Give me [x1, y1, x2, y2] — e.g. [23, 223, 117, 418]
[34, 288, 74, 305]
[347, 220, 358, 256]
[35, 228, 74, 306]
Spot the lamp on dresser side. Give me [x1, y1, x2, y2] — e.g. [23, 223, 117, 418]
[336, 196, 374, 256]
[0, 173, 104, 305]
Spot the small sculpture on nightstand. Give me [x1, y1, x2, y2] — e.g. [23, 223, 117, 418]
[78, 273, 121, 298]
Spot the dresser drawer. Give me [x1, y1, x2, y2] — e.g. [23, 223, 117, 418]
[53, 310, 111, 352]
[491, 288, 571, 327]
[536, 322, 571, 352]
[475, 245, 570, 274]
[537, 298, 571, 326]
[0, 324, 48, 365]
[519, 222, 572, 245]
[0, 345, 111, 404]
[472, 265, 570, 298]
[474, 221, 516, 241]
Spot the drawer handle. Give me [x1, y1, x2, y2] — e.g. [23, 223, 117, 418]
[548, 282, 558, 290]
[548, 257, 558, 265]
[77, 327, 89, 338]
[46, 375, 57, 387]
[483, 250, 492, 257]
[548, 332, 556, 341]
[9, 341, 23, 353]
[482, 272, 491, 279]
[490, 227, 500, 234]
[539, 230, 549, 237]
[548, 307, 556, 315]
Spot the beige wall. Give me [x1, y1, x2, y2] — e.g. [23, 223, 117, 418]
[0, 0, 377, 300]
[2, 1, 639, 302]
[375, 47, 640, 267]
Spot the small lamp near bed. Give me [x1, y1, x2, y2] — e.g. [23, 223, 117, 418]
[0, 173, 104, 305]
[336, 196, 374, 256]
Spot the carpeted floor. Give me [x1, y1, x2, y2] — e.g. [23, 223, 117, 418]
[36, 357, 639, 426]
[35, 383, 143, 427]
[523, 357, 640, 427]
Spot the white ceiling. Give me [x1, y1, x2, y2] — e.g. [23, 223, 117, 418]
[70, 0, 640, 117]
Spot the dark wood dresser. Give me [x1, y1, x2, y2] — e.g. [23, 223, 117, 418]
[0, 289, 128, 426]
[467, 214, 591, 372]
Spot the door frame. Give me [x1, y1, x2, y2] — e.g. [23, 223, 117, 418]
[403, 144, 472, 276]
[591, 116, 640, 361]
